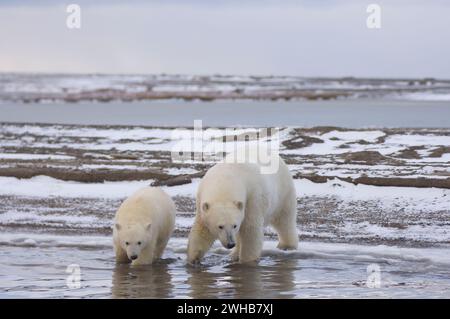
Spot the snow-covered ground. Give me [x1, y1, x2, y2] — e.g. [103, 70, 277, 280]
[2, 123, 448, 180]
[0, 175, 448, 246]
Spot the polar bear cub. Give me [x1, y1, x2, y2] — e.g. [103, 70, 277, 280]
[187, 151, 298, 264]
[113, 187, 176, 265]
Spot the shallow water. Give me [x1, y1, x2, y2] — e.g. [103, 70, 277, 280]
[1, 240, 449, 299]
[1, 99, 450, 127]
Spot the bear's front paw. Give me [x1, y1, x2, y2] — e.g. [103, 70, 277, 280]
[230, 249, 239, 262]
[187, 246, 206, 265]
[277, 242, 297, 251]
[187, 257, 201, 266]
[187, 252, 201, 265]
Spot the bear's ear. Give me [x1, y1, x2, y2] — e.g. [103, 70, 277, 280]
[202, 202, 209, 212]
[235, 201, 244, 210]
[115, 223, 121, 231]
[146, 223, 152, 231]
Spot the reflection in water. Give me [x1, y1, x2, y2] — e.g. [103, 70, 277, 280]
[111, 261, 173, 298]
[186, 257, 297, 299]
[110, 256, 298, 298]
[2, 245, 450, 298]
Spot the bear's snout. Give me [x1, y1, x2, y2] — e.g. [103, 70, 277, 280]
[226, 242, 235, 249]
[130, 255, 138, 260]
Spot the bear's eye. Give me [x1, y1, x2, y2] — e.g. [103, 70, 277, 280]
[137, 241, 142, 245]
[125, 242, 129, 246]
[218, 225, 224, 230]
[233, 224, 237, 229]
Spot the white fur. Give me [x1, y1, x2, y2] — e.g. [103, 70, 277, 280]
[187, 153, 298, 264]
[113, 187, 175, 265]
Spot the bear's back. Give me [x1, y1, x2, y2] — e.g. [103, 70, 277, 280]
[116, 187, 174, 225]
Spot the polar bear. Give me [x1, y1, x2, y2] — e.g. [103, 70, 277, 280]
[187, 151, 298, 264]
[113, 187, 176, 265]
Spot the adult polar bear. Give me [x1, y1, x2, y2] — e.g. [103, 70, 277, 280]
[187, 149, 298, 264]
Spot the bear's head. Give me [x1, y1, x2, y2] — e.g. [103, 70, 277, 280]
[115, 223, 152, 261]
[200, 200, 244, 249]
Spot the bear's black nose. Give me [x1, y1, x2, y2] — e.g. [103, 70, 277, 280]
[226, 243, 235, 249]
[130, 255, 138, 260]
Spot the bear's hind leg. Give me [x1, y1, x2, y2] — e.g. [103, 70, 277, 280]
[272, 199, 298, 251]
[273, 222, 298, 250]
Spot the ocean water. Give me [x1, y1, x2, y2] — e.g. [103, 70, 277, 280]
[0, 99, 450, 127]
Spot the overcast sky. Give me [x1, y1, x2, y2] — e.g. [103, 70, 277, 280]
[1, 0, 449, 78]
